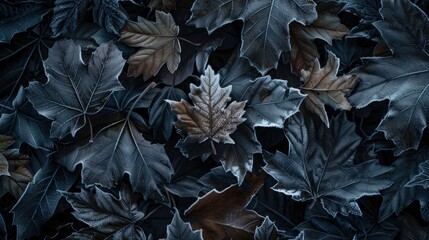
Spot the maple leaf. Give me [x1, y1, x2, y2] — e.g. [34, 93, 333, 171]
[167, 65, 246, 153]
[50, 0, 88, 37]
[300, 51, 357, 127]
[57, 119, 174, 202]
[348, 0, 429, 155]
[185, 173, 265, 240]
[263, 113, 393, 217]
[120, 11, 181, 79]
[254, 217, 278, 240]
[0, 87, 54, 150]
[0, 135, 33, 200]
[11, 161, 77, 240]
[378, 147, 429, 221]
[62, 183, 146, 239]
[93, 0, 128, 36]
[406, 160, 429, 188]
[187, 0, 317, 74]
[26, 40, 125, 139]
[167, 209, 203, 240]
[290, 1, 349, 73]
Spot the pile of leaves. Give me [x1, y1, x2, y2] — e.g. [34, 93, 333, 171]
[1, 0, 429, 239]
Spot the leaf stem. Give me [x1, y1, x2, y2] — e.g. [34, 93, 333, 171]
[178, 37, 201, 46]
[142, 205, 163, 221]
[0, 103, 14, 112]
[126, 82, 157, 119]
[210, 140, 217, 155]
[87, 116, 94, 143]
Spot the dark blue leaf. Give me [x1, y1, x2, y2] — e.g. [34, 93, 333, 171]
[51, 0, 89, 37]
[93, 0, 128, 36]
[11, 161, 77, 240]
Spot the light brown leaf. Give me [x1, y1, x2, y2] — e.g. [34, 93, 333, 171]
[1, 166, 32, 199]
[300, 51, 357, 127]
[0, 135, 15, 152]
[0, 135, 15, 176]
[290, 2, 348, 73]
[120, 10, 181, 79]
[185, 173, 265, 240]
[167, 66, 246, 148]
[0, 149, 32, 199]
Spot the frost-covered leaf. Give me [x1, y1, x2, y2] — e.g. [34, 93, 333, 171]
[378, 148, 429, 221]
[57, 119, 173, 202]
[51, 0, 88, 37]
[294, 200, 399, 240]
[300, 51, 357, 126]
[185, 173, 264, 240]
[232, 76, 305, 128]
[406, 160, 429, 188]
[215, 122, 261, 185]
[26, 40, 125, 139]
[290, 1, 348, 73]
[11, 161, 77, 240]
[167, 65, 246, 146]
[187, 0, 318, 74]
[254, 217, 278, 240]
[120, 11, 180, 79]
[0, 87, 53, 150]
[93, 0, 128, 36]
[263, 113, 393, 217]
[62, 183, 146, 239]
[166, 210, 203, 240]
[0, 2, 50, 43]
[349, 0, 429, 155]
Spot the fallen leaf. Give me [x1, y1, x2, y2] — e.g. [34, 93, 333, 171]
[167, 65, 246, 153]
[300, 51, 357, 127]
[120, 10, 181, 79]
[290, 1, 348, 73]
[185, 173, 265, 240]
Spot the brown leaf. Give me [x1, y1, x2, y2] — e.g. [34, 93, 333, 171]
[1, 166, 32, 199]
[167, 66, 246, 149]
[300, 51, 357, 127]
[290, 2, 348, 73]
[120, 10, 181, 79]
[185, 173, 265, 240]
[0, 135, 15, 152]
[0, 149, 32, 199]
[0, 135, 15, 176]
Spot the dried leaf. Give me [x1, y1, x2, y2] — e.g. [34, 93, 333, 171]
[185, 173, 265, 240]
[120, 11, 181, 79]
[290, 2, 349, 73]
[167, 65, 246, 149]
[300, 51, 357, 126]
